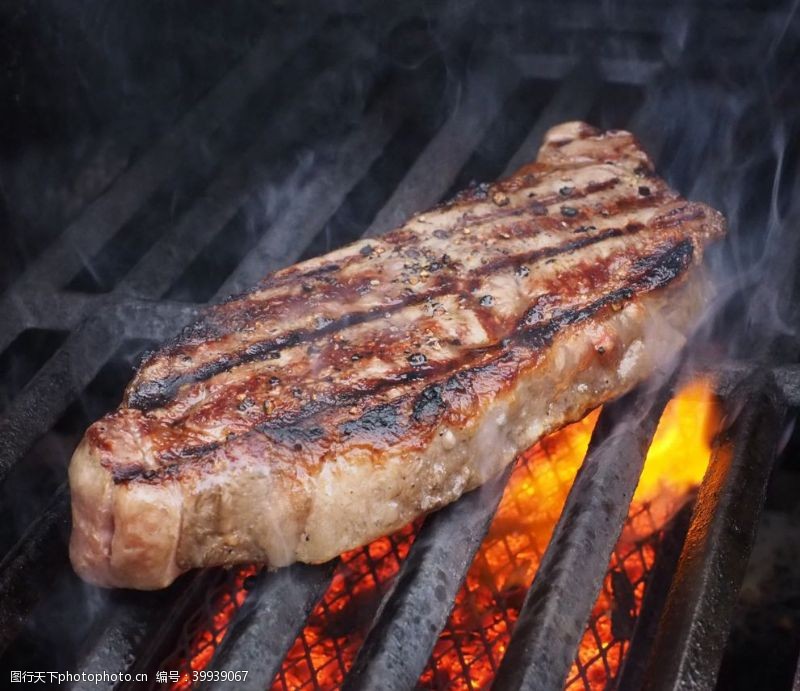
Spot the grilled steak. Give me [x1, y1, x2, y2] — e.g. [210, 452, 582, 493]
[69, 122, 725, 589]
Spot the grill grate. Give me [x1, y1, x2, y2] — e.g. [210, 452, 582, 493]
[167, 386, 711, 691]
[273, 524, 419, 691]
[1, 1, 798, 690]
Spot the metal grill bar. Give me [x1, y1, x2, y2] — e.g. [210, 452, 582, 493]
[0, 292, 201, 335]
[215, 85, 407, 298]
[0, 6, 326, 322]
[364, 54, 520, 238]
[502, 65, 600, 176]
[342, 467, 512, 691]
[65, 579, 200, 691]
[511, 54, 661, 85]
[0, 314, 129, 484]
[640, 372, 786, 691]
[0, 485, 69, 653]
[0, 301, 200, 483]
[198, 563, 336, 691]
[114, 571, 232, 691]
[492, 379, 674, 690]
[774, 365, 800, 407]
[116, 23, 390, 301]
[615, 502, 694, 691]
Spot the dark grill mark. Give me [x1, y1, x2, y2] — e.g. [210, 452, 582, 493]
[185, 179, 629, 349]
[258, 423, 325, 447]
[479, 223, 643, 275]
[412, 384, 446, 423]
[516, 240, 693, 347]
[165, 178, 626, 348]
[340, 403, 401, 441]
[112, 465, 146, 482]
[651, 204, 707, 229]
[116, 239, 694, 484]
[127, 219, 652, 410]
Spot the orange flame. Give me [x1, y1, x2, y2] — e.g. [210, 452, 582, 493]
[565, 378, 719, 689]
[171, 379, 719, 691]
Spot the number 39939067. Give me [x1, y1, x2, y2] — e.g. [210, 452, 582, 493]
[192, 670, 249, 683]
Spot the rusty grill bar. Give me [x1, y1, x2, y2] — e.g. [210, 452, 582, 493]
[1, 1, 798, 690]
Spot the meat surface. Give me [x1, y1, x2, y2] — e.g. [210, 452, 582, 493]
[69, 122, 725, 589]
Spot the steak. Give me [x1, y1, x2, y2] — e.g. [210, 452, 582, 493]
[69, 122, 726, 589]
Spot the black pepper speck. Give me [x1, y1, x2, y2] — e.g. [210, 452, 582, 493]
[237, 397, 255, 411]
[531, 201, 548, 215]
[408, 352, 427, 366]
[561, 205, 579, 217]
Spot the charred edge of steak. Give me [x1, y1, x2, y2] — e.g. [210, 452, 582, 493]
[113, 239, 693, 485]
[126, 220, 652, 411]
[517, 239, 693, 348]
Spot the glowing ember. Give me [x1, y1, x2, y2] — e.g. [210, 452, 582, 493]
[275, 523, 419, 690]
[171, 565, 259, 691]
[170, 379, 719, 691]
[420, 409, 600, 690]
[422, 378, 718, 690]
[565, 378, 720, 689]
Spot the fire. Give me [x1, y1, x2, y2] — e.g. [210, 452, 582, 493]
[565, 378, 719, 689]
[170, 566, 259, 691]
[422, 379, 718, 690]
[628, 379, 720, 530]
[276, 523, 420, 690]
[169, 379, 719, 691]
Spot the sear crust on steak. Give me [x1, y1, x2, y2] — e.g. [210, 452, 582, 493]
[69, 122, 725, 589]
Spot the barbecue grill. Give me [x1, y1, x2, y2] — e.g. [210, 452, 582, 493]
[1, 1, 799, 690]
